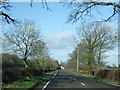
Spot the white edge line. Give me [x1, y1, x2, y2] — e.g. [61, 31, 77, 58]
[42, 70, 58, 90]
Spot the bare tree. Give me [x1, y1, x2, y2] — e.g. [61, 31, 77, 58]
[3, 20, 45, 67]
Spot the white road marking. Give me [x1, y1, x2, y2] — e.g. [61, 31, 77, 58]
[42, 80, 51, 90]
[81, 82, 86, 86]
[52, 71, 57, 78]
[42, 71, 58, 90]
[74, 79, 76, 80]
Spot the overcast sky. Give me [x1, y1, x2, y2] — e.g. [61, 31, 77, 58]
[2, 2, 118, 66]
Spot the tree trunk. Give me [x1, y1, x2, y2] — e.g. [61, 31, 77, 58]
[88, 47, 94, 75]
[88, 61, 93, 75]
[23, 56, 28, 68]
[23, 48, 28, 67]
[98, 52, 101, 65]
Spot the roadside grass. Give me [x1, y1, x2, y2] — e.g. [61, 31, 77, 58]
[2, 70, 57, 89]
[70, 71, 118, 85]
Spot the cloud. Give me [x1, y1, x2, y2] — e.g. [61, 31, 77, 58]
[45, 31, 75, 50]
[105, 47, 118, 56]
[104, 47, 118, 66]
[50, 50, 70, 62]
[44, 31, 75, 62]
[107, 23, 118, 32]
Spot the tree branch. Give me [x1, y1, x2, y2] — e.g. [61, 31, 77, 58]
[92, 2, 120, 8]
[0, 11, 15, 24]
[67, 2, 120, 23]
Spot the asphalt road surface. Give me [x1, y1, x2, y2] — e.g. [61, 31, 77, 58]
[43, 70, 120, 90]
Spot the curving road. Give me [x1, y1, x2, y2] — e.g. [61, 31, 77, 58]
[43, 70, 119, 90]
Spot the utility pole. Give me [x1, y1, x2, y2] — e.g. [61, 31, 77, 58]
[75, 41, 79, 73]
[77, 48, 79, 73]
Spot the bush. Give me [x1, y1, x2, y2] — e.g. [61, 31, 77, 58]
[2, 68, 20, 83]
[1, 53, 59, 83]
[27, 59, 60, 71]
[1, 53, 24, 68]
[2, 67, 43, 83]
[94, 69, 120, 83]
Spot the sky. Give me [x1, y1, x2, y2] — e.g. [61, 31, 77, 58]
[8, 0, 119, 2]
[2, 2, 118, 66]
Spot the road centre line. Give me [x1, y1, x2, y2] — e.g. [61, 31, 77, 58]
[42, 70, 58, 90]
[81, 82, 86, 86]
[74, 79, 76, 80]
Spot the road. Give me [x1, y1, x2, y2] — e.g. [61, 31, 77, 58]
[35, 70, 120, 90]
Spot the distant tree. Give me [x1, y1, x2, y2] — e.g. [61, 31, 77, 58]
[66, 58, 77, 70]
[112, 64, 117, 68]
[107, 65, 111, 68]
[3, 20, 45, 67]
[66, 42, 90, 71]
[119, 64, 120, 68]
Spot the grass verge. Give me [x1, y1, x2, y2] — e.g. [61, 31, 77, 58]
[70, 71, 118, 85]
[2, 70, 57, 89]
